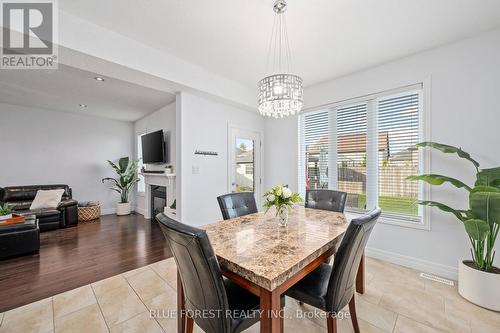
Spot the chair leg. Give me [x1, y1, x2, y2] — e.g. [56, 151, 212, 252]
[349, 296, 360, 333]
[280, 308, 284, 333]
[186, 316, 194, 333]
[327, 313, 337, 333]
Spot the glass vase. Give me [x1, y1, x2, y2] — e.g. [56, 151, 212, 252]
[277, 206, 289, 227]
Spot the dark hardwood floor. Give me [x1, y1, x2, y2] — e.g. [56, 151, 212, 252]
[0, 213, 171, 312]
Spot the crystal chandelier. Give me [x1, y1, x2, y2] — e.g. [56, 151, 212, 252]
[258, 0, 303, 118]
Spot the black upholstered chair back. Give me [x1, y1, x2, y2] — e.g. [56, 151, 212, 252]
[157, 214, 231, 333]
[217, 192, 258, 220]
[305, 190, 347, 213]
[326, 208, 381, 312]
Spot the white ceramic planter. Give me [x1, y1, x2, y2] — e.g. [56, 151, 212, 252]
[0, 214, 13, 221]
[116, 202, 131, 216]
[458, 260, 500, 311]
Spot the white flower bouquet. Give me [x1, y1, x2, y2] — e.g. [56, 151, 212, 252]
[263, 185, 303, 225]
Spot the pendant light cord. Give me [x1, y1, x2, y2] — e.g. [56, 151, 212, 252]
[265, 14, 277, 75]
[278, 11, 282, 72]
[265, 3, 292, 76]
[283, 14, 292, 73]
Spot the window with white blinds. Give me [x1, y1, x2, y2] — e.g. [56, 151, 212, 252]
[377, 93, 420, 217]
[299, 86, 425, 225]
[301, 111, 329, 191]
[337, 103, 367, 211]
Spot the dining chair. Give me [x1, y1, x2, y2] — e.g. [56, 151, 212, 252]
[305, 189, 348, 266]
[157, 213, 282, 333]
[305, 189, 348, 213]
[285, 208, 381, 333]
[217, 192, 258, 220]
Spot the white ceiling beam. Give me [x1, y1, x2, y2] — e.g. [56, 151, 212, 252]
[57, 10, 256, 111]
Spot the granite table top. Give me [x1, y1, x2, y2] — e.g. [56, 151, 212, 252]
[202, 207, 348, 291]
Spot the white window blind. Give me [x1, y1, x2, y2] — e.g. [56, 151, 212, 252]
[299, 85, 425, 225]
[301, 111, 330, 193]
[377, 93, 420, 216]
[336, 103, 367, 211]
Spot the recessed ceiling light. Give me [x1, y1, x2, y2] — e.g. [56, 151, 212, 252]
[79, 104, 87, 108]
[94, 76, 105, 82]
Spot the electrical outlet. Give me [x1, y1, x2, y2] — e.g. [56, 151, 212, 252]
[192, 165, 200, 174]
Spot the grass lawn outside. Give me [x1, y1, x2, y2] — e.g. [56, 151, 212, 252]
[351, 194, 418, 216]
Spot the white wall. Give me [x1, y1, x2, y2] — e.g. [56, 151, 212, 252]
[264, 116, 299, 192]
[177, 92, 265, 226]
[0, 103, 134, 214]
[265, 28, 500, 278]
[134, 101, 177, 215]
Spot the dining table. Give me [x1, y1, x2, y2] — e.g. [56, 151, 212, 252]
[176, 206, 365, 333]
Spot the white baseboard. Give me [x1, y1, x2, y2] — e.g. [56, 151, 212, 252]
[365, 247, 459, 280]
[135, 207, 145, 217]
[101, 207, 116, 215]
[100, 206, 140, 216]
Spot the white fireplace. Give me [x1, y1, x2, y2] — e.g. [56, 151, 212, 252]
[141, 173, 176, 219]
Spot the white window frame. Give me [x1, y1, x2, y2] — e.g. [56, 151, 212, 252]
[227, 124, 263, 207]
[137, 133, 146, 196]
[298, 80, 431, 230]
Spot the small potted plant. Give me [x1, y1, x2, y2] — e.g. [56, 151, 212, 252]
[102, 157, 140, 216]
[408, 142, 500, 311]
[264, 184, 303, 227]
[0, 202, 13, 221]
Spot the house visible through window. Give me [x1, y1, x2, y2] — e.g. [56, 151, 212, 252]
[235, 138, 255, 192]
[377, 93, 420, 217]
[337, 103, 368, 211]
[302, 111, 329, 191]
[299, 85, 425, 225]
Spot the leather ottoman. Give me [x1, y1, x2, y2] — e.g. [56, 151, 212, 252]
[0, 220, 40, 259]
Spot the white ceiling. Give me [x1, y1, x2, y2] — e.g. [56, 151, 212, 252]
[60, 0, 500, 89]
[0, 65, 176, 122]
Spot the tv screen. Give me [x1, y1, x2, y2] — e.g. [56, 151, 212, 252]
[141, 130, 165, 164]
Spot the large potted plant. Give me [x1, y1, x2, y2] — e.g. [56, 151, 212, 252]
[102, 157, 140, 216]
[408, 142, 500, 311]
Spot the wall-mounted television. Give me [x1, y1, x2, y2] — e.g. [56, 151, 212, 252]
[141, 130, 165, 164]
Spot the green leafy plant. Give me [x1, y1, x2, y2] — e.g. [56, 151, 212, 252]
[407, 142, 500, 272]
[102, 157, 140, 204]
[263, 184, 303, 215]
[0, 202, 13, 216]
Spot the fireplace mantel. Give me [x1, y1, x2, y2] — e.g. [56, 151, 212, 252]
[140, 173, 176, 219]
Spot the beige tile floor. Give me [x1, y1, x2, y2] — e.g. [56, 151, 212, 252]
[0, 257, 498, 333]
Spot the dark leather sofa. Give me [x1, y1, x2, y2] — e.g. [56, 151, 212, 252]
[0, 185, 78, 232]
